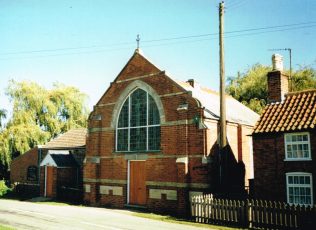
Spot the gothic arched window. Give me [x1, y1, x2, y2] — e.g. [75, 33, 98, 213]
[116, 88, 160, 151]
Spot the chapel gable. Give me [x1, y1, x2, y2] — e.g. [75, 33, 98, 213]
[95, 50, 189, 107]
[114, 49, 161, 83]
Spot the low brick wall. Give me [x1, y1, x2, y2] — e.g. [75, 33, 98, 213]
[57, 186, 83, 203]
[14, 183, 40, 199]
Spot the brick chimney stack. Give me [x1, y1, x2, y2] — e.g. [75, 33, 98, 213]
[267, 54, 289, 103]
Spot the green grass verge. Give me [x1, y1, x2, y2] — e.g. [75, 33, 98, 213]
[35, 201, 70, 206]
[0, 223, 16, 230]
[131, 212, 243, 230]
[0, 192, 77, 206]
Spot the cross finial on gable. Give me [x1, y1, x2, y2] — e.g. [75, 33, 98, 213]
[136, 34, 140, 49]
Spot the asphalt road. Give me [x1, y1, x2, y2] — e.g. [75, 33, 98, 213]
[0, 199, 209, 230]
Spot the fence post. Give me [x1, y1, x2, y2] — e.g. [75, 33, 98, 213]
[198, 195, 202, 223]
[247, 199, 252, 229]
[191, 196, 195, 220]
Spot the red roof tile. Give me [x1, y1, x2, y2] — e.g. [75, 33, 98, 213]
[254, 89, 316, 133]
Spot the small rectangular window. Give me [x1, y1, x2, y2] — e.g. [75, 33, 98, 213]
[286, 173, 313, 205]
[284, 133, 311, 160]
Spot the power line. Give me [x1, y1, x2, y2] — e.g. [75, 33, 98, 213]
[225, 0, 241, 8]
[226, 0, 249, 10]
[0, 41, 135, 56]
[225, 0, 240, 6]
[0, 46, 134, 61]
[225, 24, 316, 39]
[225, 21, 316, 35]
[0, 21, 315, 60]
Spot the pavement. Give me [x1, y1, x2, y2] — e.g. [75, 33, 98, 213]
[0, 199, 211, 230]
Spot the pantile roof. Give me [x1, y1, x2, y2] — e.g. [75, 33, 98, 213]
[254, 89, 316, 133]
[42, 128, 87, 149]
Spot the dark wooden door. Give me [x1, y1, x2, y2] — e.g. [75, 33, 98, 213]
[129, 161, 146, 205]
[46, 166, 53, 197]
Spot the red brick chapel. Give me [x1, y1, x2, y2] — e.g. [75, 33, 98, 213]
[83, 49, 259, 216]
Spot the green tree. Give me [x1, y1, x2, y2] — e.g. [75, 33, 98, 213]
[226, 64, 271, 114]
[0, 80, 89, 178]
[227, 64, 316, 114]
[0, 109, 6, 128]
[291, 66, 316, 91]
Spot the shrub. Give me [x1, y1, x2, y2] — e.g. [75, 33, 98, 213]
[0, 180, 10, 196]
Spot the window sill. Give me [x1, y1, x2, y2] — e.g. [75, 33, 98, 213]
[287, 202, 313, 207]
[284, 158, 312, 162]
[113, 150, 161, 154]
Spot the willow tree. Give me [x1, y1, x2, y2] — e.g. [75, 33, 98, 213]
[0, 109, 6, 128]
[0, 80, 89, 178]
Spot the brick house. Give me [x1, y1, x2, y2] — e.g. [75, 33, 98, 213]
[253, 54, 316, 205]
[10, 147, 40, 187]
[83, 49, 259, 216]
[10, 128, 86, 198]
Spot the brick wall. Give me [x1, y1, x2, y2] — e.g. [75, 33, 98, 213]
[39, 166, 57, 197]
[267, 71, 289, 103]
[10, 147, 39, 184]
[241, 125, 255, 187]
[253, 130, 316, 202]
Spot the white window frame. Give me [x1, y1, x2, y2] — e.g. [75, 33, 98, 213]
[286, 172, 313, 206]
[284, 132, 311, 161]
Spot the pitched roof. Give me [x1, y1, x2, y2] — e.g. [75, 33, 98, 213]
[42, 128, 87, 149]
[177, 81, 260, 126]
[254, 89, 316, 133]
[40, 153, 79, 168]
[50, 154, 79, 167]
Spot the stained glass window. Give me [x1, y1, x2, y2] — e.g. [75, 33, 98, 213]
[117, 89, 160, 151]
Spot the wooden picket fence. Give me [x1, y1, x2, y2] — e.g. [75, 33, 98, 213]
[191, 194, 316, 229]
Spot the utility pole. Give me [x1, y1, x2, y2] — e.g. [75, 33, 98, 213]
[219, 1, 227, 189]
[219, 1, 226, 148]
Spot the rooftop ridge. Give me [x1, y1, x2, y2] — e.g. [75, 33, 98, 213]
[286, 89, 316, 97]
[176, 79, 230, 96]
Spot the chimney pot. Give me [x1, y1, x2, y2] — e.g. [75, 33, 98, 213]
[272, 53, 284, 71]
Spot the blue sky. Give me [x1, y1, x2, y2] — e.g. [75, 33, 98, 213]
[1, 0, 316, 115]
